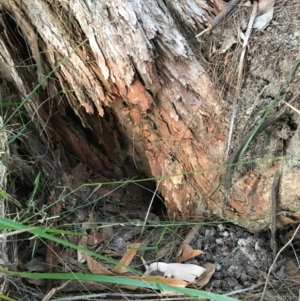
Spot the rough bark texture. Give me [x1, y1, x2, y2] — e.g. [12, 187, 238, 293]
[0, 0, 299, 231]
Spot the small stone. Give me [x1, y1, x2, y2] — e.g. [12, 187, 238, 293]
[234, 284, 244, 291]
[227, 277, 239, 288]
[240, 273, 249, 282]
[213, 271, 222, 280]
[217, 224, 225, 232]
[212, 280, 222, 288]
[215, 238, 223, 245]
[227, 266, 237, 277]
[235, 265, 243, 276]
[246, 266, 257, 278]
[222, 281, 230, 290]
[223, 231, 230, 238]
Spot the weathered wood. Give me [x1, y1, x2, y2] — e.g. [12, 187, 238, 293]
[1, 0, 300, 231]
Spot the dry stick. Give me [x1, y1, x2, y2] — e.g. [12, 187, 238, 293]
[0, 227, 39, 238]
[195, 0, 243, 38]
[181, 225, 201, 245]
[270, 167, 281, 260]
[226, 104, 237, 157]
[224, 282, 264, 297]
[235, 1, 257, 95]
[176, 225, 201, 258]
[260, 224, 300, 301]
[282, 100, 300, 115]
[140, 183, 160, 237]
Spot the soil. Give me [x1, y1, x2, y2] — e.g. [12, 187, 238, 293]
[223, 0, 300, 187]
[15, 179, 298, 300]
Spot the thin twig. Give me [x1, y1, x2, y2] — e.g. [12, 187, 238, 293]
[260, 224, 300, 301]
[0, 227, 39, 238]
[210, 0, 243, 32]
[196, 0, 243, 38]
[140, 182, 160, 237]
[270, 167, 281, 260]
[236, 1, 257, 95]
[181, 225, 201, 245]
[226, 102, 236, 157]
[282, 100, 300, 115]
[224, 281, 264, 296]
[176, 225, 201, 258]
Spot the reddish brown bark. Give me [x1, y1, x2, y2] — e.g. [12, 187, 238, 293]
[1, 0, 300, 232]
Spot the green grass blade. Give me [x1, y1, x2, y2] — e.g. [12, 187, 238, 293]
[0, 268, 240, 301]
[0, 217, 138, 274]
[0, 294, 18, 301]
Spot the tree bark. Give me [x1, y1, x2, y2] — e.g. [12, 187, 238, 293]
[1, 0, 299, 232]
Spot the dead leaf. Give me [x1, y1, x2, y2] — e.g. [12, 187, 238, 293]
[279, 215, 295, 224]
[258, 0, 275, 14]
[157, 242, 173, 259]
[86, 254, 114, 275]
[243, 1, 252, 7]
[77, 236, 88, 263]
[212, 0, 225, 13]
[87, 232, 105, 246]
[42, 287, 59, 301]
[176, 226, 200, 259]
[253, 0, 274, 30]
[157, 242, 174, 258]
[145, 262, 206, 283]
[27, 278, 45, 286]
[225, 71, 234, 86]
[179, 244, 202, 262]
[67, 235, 78, 245]
[25, 256, 46, 272]
[283, 258, 300, 278]
[82, 212, 98, 232]
[71, 162, 91, 184]
[196, 262, 216, 288]
[112, 242, 141, 275]
[109, 236, 127, 253]
[60, 253, 80, 266]
[218, 35, 237, 54]
[101, 249, 123, 256]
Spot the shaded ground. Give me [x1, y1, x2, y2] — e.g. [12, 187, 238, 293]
[6, 173, 300, 300]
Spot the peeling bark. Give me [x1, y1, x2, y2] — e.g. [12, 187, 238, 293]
[0, 0, 299, 231]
